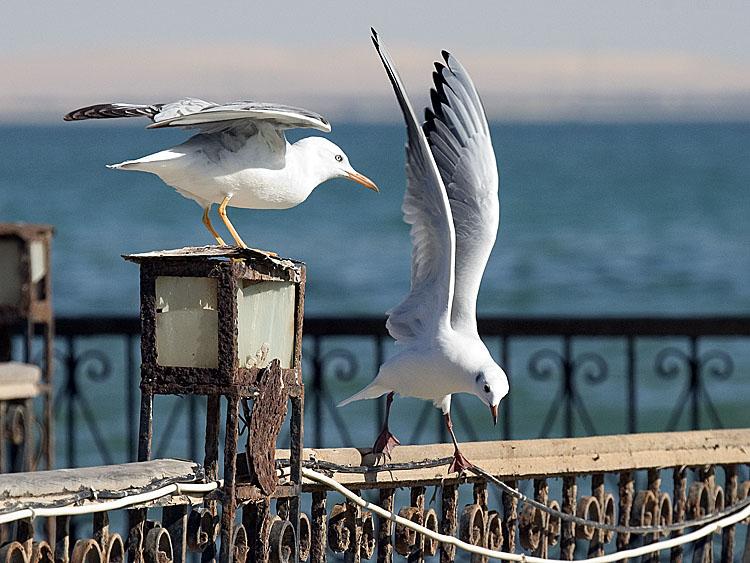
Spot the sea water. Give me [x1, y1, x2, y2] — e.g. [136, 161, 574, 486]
[1, 121, 749, 318]
[1, 121, 749, 463]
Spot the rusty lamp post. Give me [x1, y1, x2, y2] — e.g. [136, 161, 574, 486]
[124, 246, 305, 563]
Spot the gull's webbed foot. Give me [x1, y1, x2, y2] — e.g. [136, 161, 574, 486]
[447, 448, 472, 476]
[373, 427, 400, 460]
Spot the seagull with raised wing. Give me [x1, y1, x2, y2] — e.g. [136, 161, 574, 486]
[64, 99, 378, 248]
[338, 30, 508, 474]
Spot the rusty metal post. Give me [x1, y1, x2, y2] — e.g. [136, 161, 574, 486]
[720, 464, 737, 563]
[378, 488, 395, 563]
[560, 476, 577, 560]
[671, 466, 687, 563]
[243, 499, 270, 563]
[533, 478, 550, 559]
[617, 471, 634, 558]
[219, 395, 240, 563]
[310, 491, 327, 563]
[137, 392, 153, 462]
[501, 480, 518, 555]
[440, 483, 458, 563]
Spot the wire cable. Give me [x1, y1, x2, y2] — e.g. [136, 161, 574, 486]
[301, 466, 750, 563]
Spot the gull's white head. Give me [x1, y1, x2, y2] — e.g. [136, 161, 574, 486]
[473, 363, 509, 425]
[295, 137, 378, 192]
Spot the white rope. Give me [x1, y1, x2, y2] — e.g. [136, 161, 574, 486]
[0, 480, 222, 525]
[301, 467, 750, 563]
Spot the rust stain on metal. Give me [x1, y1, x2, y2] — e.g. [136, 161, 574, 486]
[245, 360, 288, 496]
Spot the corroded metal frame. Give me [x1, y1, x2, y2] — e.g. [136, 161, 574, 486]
[124, 246, 306, 563]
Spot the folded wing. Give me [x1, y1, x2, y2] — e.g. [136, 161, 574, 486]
[64, 98, 331, 133]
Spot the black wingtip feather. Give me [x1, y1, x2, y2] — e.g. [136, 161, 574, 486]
[423, 107, 438, 136]
[429, 88, 446, 119]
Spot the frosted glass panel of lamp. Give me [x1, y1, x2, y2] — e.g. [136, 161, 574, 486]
[155, 276, 219, 368]
[29, 240, 46, 284]
[237, 280, 296, 369]
[0, 239, 21, 306]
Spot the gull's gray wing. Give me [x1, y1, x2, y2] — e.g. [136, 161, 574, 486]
[64, 98, 331, 133]
[424, 52, 499, 334]
[372, 29, 456, 345]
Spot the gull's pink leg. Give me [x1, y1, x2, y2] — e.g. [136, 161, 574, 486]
[373, 392, 400, 459]
[445, 412, 472, 475]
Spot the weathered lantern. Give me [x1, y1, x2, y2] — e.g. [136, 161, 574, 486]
[0, 223, 54, 472]
[0, 223, 53, 326]
[124, 246, 305, 563]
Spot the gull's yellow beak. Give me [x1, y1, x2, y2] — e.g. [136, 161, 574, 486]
[490, 404, 498, 426]
[346, 171, 379, 192]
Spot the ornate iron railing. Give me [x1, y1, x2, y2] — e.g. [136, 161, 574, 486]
[23, 315, 750, 469]
[1, 430, 748, 563]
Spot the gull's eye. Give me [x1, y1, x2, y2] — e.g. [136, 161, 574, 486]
[335, 154, 343, 162]
[483, 384, 491, 394]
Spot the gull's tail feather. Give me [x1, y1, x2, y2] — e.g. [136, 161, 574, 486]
[337, 383, 390, 407]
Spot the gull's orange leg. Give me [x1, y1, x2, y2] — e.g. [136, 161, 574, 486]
[202, 206, 227, 245]
[217, 196, 248, 248]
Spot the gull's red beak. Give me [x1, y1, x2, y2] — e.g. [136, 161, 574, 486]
[490, 404, 498, 426]
[346, 171, 379, 192]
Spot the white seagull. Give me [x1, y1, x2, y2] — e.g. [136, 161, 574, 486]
[64, 99, 378, 248]
[338, 30, 509, 474]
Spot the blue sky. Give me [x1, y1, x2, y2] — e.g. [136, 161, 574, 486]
[3, 1, 750, 121]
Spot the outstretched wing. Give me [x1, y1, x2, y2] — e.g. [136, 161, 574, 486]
[424, 52, 499, 334]
[372, 29, 456, 344]
[64, 98, 331, 133]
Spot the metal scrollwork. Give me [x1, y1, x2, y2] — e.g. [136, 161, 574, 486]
[519, 503, 545, 551]
[575, 496, 601, 541]
[655, 347, 690, 380]
[630, 490, 657, 527]
[687, 482, 710, 520]
[700, 350, 733, 380]
[267, 515, 297, 563]
[103, 534, 124, 563]
[143, 527, 172, 563]
[546, 500, 561, 547]
[574, 352, 608, 384]
[230, 524, 249, 563]
[71, 539, 102, 563]
[29, 543, 53, 563]
[298, 513, 311, 562]
[319, 349, 358, 383]
[655, 493, 673, 537]
[186, 508, 218, 553]
[528, 350, 564, 382]
[360, 511, 375, 559]
[600, 494, 616, 543]
[327, 503, 354, 553]
[458, 504, 485, 549]
[4, 404, 26, 446]
[0, 542, 29, 563]
[394, 506, 421, 556]
[423, 508, 440, 556]
[75, 349, 112, 383]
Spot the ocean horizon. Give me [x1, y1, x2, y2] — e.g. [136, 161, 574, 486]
[2, 120, 749, 319]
